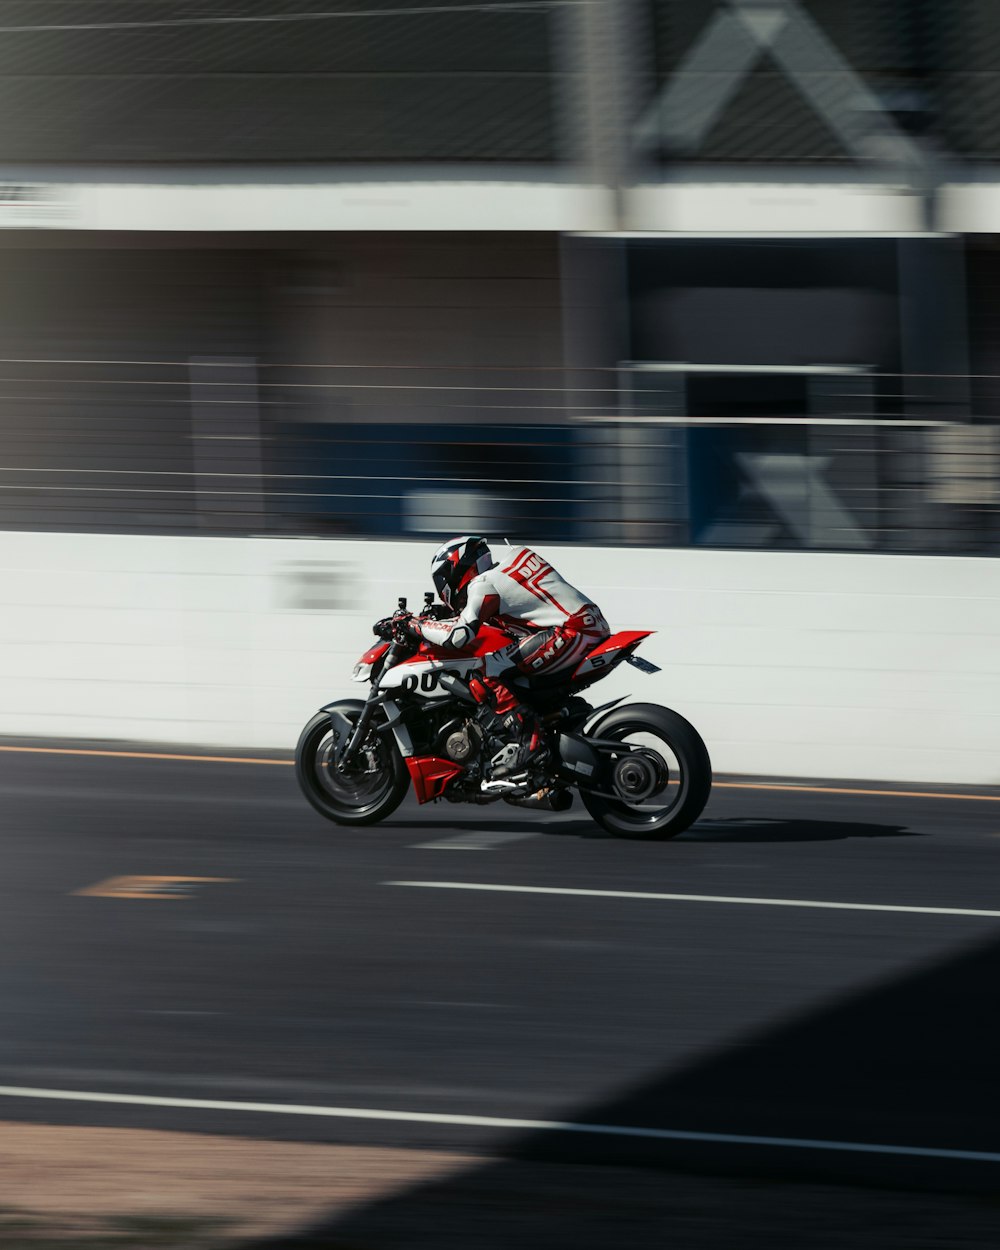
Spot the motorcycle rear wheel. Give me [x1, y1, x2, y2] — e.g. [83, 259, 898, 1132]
[580, 703, 711, 840]
[295, 703, 409, 826]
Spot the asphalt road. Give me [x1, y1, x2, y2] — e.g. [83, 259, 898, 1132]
[2, 741, 1000, 1243]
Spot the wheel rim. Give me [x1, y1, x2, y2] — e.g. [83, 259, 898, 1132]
[602, 723, 687, 826]
[309, 719, 395, 816]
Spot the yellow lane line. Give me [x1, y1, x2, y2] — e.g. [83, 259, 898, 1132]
[715, 781, 1000, 803]
[0, 745, 291, 766]
[74, 875, 237, 899]
[0, 743, 997, 804]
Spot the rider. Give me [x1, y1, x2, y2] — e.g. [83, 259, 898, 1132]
[408, 536, 610, 780]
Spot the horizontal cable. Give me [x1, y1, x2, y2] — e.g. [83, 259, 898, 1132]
[0, 466, 621, 486]
[4, 358, 1000, 381]
[0, 484, 589, 502]
[0, 1, 561, 35]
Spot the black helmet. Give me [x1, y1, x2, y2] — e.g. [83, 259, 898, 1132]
[431, 535, 494, 610]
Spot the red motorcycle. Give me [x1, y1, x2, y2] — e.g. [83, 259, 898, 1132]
[296, 596, 711, 840]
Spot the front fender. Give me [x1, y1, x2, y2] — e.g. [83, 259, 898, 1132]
[320, 697, 414, 763]
[320, 699, 365, 763]
[320, 699, 365, 716]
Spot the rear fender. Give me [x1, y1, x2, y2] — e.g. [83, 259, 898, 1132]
[560, 696, 626, 733]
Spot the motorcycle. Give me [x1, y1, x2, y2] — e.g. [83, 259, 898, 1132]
[295, 595, 712, 840]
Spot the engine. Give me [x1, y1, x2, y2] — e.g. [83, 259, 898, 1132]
[438, 717, 484, 764]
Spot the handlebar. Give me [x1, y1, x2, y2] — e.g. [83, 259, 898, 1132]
[372, 594, 450, 640]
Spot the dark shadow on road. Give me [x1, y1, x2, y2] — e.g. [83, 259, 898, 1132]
[253, 929, 1000, 1248]
[680, 817, 918, 843]
[386, 817, 917, 843]
[254, 1164, 1000, 1249]
[386, 817, 609, 839]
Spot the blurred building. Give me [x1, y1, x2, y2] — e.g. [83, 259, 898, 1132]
[1, 0, 999, 551]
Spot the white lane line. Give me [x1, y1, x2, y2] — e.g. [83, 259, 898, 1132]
[385, 881, 1000, 919]
[0, 1084, 997, 1165]
[414, 830, 538, 851]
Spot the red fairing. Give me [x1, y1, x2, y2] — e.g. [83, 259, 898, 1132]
[587, 630, 653, 658]
[359, 641, 390, 665]
[401, 622, 515, 665]
[405, 756, 463, 803]
[467, 622, 517, 656]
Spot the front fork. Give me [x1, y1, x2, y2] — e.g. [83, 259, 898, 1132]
[334, 639, 402, 769]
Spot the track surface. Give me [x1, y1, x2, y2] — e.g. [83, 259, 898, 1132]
[2, 743, 1000, 1237]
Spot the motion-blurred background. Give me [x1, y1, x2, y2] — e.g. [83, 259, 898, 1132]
[4, 9, 1000, 1249]
[1, 0, 999, 778]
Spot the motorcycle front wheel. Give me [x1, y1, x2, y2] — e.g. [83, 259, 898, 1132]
[580, 703, 712, 840]
[295, 702, 409, 826]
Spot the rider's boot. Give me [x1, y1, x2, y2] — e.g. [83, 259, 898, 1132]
[468, 676, 546, 784]
[487, 707, 546, 780]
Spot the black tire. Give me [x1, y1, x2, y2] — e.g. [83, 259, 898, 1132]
[579, 703, 712, 840]
[295, 702, 410, 826]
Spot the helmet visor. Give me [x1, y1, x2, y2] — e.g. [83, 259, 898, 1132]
[432, 563, 452, 607]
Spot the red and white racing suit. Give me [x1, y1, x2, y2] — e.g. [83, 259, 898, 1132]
[413, 547, 610, 715]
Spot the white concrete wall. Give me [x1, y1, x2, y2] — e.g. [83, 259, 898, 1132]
[0, 169, 938, 234]
[1, 531, 998, 784]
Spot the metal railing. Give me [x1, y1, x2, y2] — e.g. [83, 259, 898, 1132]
[0, 358, 999, 554]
